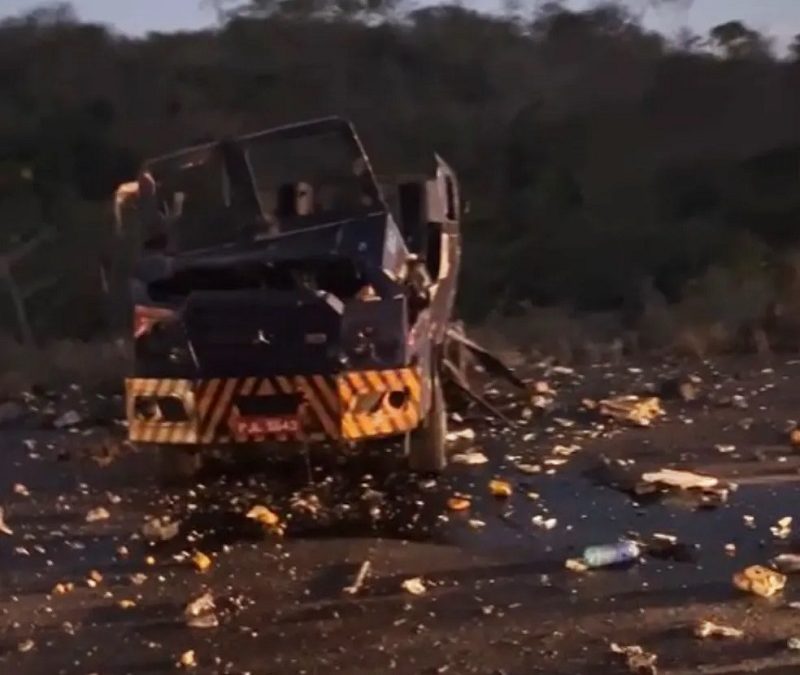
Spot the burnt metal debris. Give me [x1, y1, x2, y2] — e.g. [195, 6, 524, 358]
[114, 116, 518, 473]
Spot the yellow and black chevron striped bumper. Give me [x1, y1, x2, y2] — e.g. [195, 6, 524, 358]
[125, 368, 422, 445]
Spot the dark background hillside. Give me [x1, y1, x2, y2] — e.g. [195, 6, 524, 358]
[3, 0, 800, 352]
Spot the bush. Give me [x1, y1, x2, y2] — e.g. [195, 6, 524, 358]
[0, 335, 131, 398]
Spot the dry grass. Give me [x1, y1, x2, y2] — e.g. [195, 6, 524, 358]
[480, 262, 800, 364]
[0, 335, 131, 399]
[2, 257, 799, 395]
[473, 303, 635, 366]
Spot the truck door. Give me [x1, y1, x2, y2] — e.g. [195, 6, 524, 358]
[424, 155, 461, 344]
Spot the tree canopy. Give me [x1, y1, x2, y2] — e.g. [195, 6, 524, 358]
[1, 1, 800, 339]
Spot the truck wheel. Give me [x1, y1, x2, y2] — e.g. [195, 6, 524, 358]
[406, 366, 448, 474]
[157, 446, 203, 485]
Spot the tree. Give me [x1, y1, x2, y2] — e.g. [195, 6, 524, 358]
[0, 0, 800, 333]
[709, 20, 772, 60]
[789, 34, 800, 62]
[0, 2, 77, 28]
[220, 0, 403, 20]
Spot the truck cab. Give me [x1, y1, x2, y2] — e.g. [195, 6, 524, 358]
[116, 117, 462, 473]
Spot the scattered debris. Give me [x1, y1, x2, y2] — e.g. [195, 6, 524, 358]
[514, 463, 541, 475]
[290, 493, 322, 516]
[447, 497, 471, 512]
[179, 650, 197, 669]
[451, 450, 489, 466]
[544, 457, 568, 467]
[743, 515, 756, 529]
[13, 483, 29, 497]
[192, 551, 212, 573]
[640, 469, 718, 491]
[85, 506, 111, 523]
[468, 519, 486, 529]
[488, 479, 512, 498]
[715, 444, 736, 454]
[343, 561, 371, 595]
[531, 515, 557, 530]
[565, 558, 589, 573]
[401, 577, 427, 596]
[532, 381, 556, 395]
[184, 592, 219, 629]
[446, 428, 476, 443]
[0, 507, 12, 536]
[246, 505, 283, 535]
[552, 444, 580, 457]
[598, 396, 664, 427]
[733, 565, 786, 598]
[651, 533, 677, 544]
[52, 582, 75, 595]
[142, 517, 180, 543]
[771, 516, 792, 539]
[694, 620, 744, 639]
[53, 410, 82, 429]
[17, 639, 34, 653]
[583, 541, 640, 569]
[790, 428, 800, 448]
[118, 599, 136, 609]
[246, 505, 280, 526]
[610, 642, 658, 675]
[86, 570, 103, 588]
[731, 395, 749, 410]
[788, 637, 800, 652]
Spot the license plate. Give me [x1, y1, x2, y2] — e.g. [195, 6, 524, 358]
[229, 415, 300, 436]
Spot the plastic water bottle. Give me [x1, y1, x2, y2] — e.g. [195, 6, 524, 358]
[582, 540, 640, 568]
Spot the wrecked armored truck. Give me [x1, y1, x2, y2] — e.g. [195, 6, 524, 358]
[118, 117, 461, 472]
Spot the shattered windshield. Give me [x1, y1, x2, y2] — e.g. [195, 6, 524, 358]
[142, 120, 383, 253]
[243, 125, 380, 226]
[145, 144, 230, 252]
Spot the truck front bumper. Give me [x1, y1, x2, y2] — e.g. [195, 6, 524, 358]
[125, 368, 422, 445]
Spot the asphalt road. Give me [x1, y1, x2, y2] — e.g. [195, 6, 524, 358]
[4, 357, 800, 674]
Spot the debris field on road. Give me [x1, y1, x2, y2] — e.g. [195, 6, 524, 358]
[2, 359, 800, 673]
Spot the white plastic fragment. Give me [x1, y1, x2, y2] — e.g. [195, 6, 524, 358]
[451, 451, 489, 466]
[446, 428, 476, 443]
[641, 468, 718, 490]
[85, 507, 111, 523]
[401, 577, 426, 596]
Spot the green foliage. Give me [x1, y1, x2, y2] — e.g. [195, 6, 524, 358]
[1, 1, 799, 337]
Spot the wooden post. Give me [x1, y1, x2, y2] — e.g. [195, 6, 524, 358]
[4, 272, 34, 346]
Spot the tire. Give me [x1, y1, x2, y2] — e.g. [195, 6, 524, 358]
[157, 445, 203, 485]
[406, 364, 448, 474]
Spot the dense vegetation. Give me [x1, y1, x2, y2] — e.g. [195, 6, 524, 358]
[2, 1, 800, 349]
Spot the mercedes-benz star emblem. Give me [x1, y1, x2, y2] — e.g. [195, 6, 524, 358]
[253, 329, 271, 345]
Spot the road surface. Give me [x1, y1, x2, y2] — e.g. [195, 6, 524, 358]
[3, 356, 800, 674]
